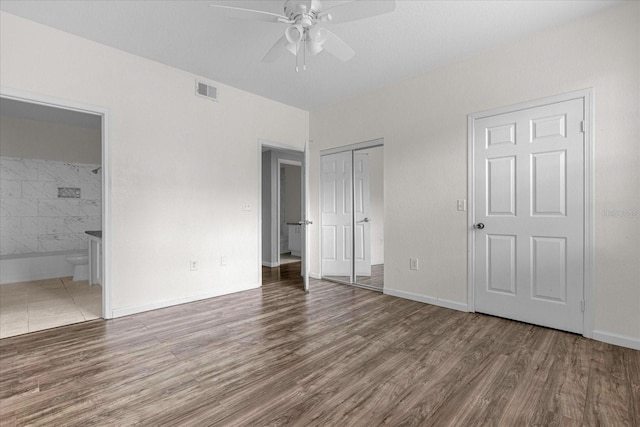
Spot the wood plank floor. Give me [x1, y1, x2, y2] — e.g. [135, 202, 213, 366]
[1, 262, 638, 426]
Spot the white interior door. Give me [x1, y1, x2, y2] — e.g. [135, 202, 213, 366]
[472, 98, 585, 334]
[321, 151, 352, 277]
[354, 152, 371, 276]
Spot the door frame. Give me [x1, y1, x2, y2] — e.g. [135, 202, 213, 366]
[1, 86, 112, 319]
[320, 138, 383, 290]
[257, 139, 305, 287]
[467, 89, 594, 338]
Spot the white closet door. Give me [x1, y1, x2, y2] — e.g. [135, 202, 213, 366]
[354, 152, 371, 276]
[321, 151, 352, 277]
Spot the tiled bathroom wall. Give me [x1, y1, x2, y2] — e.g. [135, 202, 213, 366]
[0, 156, 101, 256]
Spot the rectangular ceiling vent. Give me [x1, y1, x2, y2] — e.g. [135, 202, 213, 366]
[196, 81, 218, 101]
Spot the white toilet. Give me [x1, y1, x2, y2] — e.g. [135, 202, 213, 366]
[66, 253, 89, 281]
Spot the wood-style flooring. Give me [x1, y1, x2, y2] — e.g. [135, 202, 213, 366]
[1, 262, 638, 426]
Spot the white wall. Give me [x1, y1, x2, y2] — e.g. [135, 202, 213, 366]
[0, 115, 101, 164]
[0, 12, 309, 315]
[309, 3, 639, 345]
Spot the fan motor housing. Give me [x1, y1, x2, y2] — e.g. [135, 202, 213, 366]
[284, 0, 322, 25]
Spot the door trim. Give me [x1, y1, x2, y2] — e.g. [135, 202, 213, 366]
[1, 86, 112, 319]
[467, 89, 594, 338]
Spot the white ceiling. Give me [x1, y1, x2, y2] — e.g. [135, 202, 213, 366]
[0, 0, 620, 111]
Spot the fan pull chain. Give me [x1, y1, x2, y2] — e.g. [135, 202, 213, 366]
[295, 41, 299, 72]
[303, 34, 307, 71]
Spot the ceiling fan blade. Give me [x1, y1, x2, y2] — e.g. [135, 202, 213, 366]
[320, 29, 355, 62]
[319, 0, 396, 24]
[209, 4, 288, 23]
[262, 35, 289, 62]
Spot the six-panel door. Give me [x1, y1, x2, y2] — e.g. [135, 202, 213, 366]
[473, 98, 585, 334]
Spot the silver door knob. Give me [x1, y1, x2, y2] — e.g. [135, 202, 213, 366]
[358, 217, 371, 223]
[474, 223, 485, 229]
[298, 220, 313, 225]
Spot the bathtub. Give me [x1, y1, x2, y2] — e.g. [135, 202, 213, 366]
[0, 250, 87, 285]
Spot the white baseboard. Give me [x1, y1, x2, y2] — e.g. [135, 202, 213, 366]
[592, 330, 640, 350]
[384, 288, 469, 313]
[111, 283, 260, 318]
[384, 287, 437, 305]
[262, 261, 279, 267]
[309, 272, 321, 280]
[437, 298, 470, 312]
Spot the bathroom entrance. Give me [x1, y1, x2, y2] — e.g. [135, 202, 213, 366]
[259, 140, 311, 291]
[0, 94, 106, 338]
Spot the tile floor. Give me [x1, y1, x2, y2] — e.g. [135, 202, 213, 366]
[280, 252, 301, 265]
[0, 277, 101, 339]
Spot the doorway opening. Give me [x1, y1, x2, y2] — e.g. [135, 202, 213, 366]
[259, 140, 310, 291]
[320, 140, 384, 291]
[279, 161, 303, 266]
[0, 93, 108, 338]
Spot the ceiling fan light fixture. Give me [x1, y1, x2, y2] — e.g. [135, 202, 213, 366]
[285, 24, 304, 44]
[211, 0, 397, 68]
[306, 38, 323, 55]
[310, 26, 327, 45]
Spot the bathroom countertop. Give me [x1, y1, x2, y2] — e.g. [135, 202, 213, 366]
[85, 230, 102, 240]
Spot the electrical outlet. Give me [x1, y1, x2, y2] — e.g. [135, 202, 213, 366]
[457, 199, 466, 211]
[410, 258, 419, 271]
[220, 256, 227, 266]
[190, 260, 198, 271]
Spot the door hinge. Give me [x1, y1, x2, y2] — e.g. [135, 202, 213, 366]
[581, 300, 585, 312]
[580, 121, 585, 133]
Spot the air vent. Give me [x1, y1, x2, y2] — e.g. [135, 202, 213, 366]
[196, 81, 218, 101]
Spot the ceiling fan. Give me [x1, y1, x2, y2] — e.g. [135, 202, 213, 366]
[210, 0, 396, 71]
